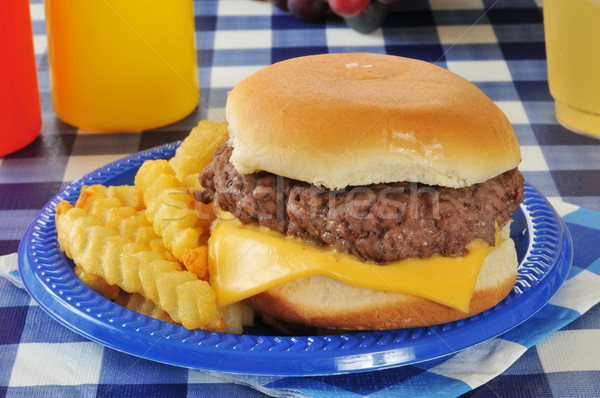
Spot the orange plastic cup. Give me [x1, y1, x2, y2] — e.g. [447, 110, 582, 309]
[44, 0, 199, 132]
[0, 0, 42, 157]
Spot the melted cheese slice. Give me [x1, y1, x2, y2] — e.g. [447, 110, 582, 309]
[209, 216, 497, 312]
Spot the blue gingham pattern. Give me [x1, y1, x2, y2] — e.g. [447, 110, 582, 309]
[1, 0, 600, 396]
[2, 201, 599, 397]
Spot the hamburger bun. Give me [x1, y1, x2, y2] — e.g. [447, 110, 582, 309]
[245, 223, 518, 330]
[203, 53, 523, 332]
[226, 53, 521, 190]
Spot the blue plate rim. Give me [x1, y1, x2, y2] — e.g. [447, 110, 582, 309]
[18, 142, 573, 376]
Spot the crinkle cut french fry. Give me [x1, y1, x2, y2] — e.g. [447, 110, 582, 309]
[138, 259, 181, 304]
[55, 201, 224, 330]
[182, 246, 209, 280]
[125, 293, 174, 324]
[221, 302, 243, 335]
[111, 292, 174, 324]
[134, 160, 209, 279]
[169, 120, 229, 189]
[113, 291, 131, 308]
[156, 271, 197, 317]
[176, 279, 224, 331]
[75, 185, 177, 262]
[75, 184, 143, 211]
[241, 303, 255, 328]
[74, 266, 172, 324]
[74, 265, 120, 301]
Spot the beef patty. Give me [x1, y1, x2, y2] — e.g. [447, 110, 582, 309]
[197, 142, 524, 264]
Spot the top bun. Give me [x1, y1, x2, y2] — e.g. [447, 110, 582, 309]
[226, 53, 521, 189]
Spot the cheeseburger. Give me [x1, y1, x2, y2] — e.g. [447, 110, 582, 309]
[197, 53, 524, 331]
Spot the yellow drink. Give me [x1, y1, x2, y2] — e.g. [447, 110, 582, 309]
[45, 1, 199, 132]
[544, 0, 600, 136]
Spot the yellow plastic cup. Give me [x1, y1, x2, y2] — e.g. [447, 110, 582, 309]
[543, 0, 600, 136]
[45, 1, 199, 132]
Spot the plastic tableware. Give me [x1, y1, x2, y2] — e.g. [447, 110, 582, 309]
[19, 143, 573, 376]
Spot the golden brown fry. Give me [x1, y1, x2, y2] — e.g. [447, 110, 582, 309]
[176, 279, 224, 331]
[169, 120, 229, 189]
[75, 185, 177, 262]
[221, 302, 243, 335]
[113, 291, 131, 308]
[55, 201, 224, 331]
[75, 184, 144, 211]
[74, 265, 120, 301]
[56, 120, 246, 332]
[74, 265, 174, 324]
[124, 293, 174, 324]
[134, 160, 209, 279]
[241, 303, 255, 328]
[182, 246, 209, 280]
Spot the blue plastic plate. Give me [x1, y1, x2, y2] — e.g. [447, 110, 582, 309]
[19, 142, 573, 376]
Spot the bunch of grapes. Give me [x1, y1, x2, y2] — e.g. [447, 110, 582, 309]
[269, 0, 397, 33]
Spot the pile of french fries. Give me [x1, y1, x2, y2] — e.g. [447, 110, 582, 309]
[55, 121, 252, 333]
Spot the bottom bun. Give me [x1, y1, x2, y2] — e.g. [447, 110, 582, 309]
[245, 225, 518, 330]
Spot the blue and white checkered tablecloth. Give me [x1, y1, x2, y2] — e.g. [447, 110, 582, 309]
[2, 0, 600, 396]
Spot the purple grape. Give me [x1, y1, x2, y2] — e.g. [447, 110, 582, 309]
[270, 0, 289, 12]
[287, 0, 329, 22]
